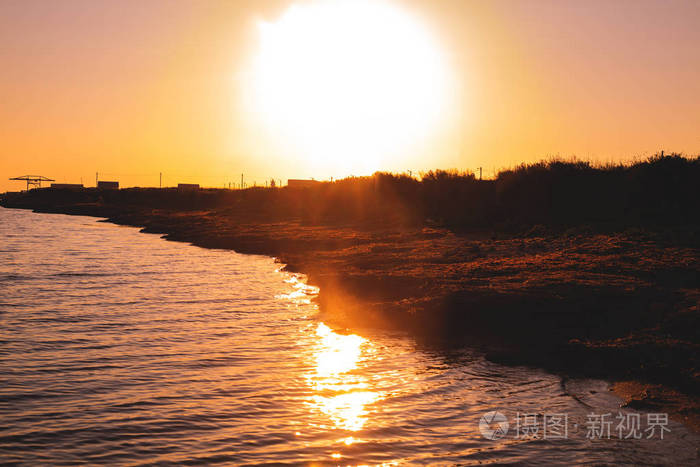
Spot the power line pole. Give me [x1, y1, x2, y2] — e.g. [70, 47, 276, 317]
[241, 173, 244, 189]
[478, 167, 482, 180]
[159, 172, 162, 188]
[95, 172, 98, 187]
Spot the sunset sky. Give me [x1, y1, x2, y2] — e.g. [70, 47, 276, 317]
[1, 0, 699, 191]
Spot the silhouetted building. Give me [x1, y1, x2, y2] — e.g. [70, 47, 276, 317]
[50, 183, 83, 190]
[177, 183, 200, 190]
[97, 181, 119, 190]
[287, 179, 320, 188]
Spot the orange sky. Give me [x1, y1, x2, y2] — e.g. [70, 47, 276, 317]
[1, 0, 699, 191]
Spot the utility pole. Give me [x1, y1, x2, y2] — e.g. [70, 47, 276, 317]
[241, 173, 244, 190]
[95, 172, 98, 187]
[159, 172, 162, 188]
[478, 167, 482, 180]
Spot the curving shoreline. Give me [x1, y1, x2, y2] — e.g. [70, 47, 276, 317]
[1, 188, 699, 431]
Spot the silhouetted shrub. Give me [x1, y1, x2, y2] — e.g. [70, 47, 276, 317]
[4, 154, 698, 231]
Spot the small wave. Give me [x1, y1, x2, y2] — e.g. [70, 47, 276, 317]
[0, 273, 36, 282]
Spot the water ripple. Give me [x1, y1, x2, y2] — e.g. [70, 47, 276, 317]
[0, 208, 697, 465]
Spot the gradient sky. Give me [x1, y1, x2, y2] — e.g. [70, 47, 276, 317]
[1, 0, 699, 191]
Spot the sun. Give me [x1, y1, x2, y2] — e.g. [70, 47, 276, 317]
[243, 0, 452, 176]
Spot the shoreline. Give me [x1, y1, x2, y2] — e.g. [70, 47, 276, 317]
[1, 194, 698, 432]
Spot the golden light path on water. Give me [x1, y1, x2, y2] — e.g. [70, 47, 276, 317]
[279, 275, 380, 442]
[309, 323, 379, 434]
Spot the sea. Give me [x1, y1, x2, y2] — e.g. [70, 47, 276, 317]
[1, 207, 698, 465]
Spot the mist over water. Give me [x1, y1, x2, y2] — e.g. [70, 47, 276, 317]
[0, 208, 697, 465]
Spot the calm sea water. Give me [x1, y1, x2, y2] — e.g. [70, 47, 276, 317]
[0, 207, 698, 465]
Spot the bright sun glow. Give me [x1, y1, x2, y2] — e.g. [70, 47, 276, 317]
[245, 0, 451, 176]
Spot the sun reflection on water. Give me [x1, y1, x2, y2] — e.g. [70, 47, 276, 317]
[308, 323, 380, 432]
[278, 272, 381, 443]
[276, 273, 319, 304]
